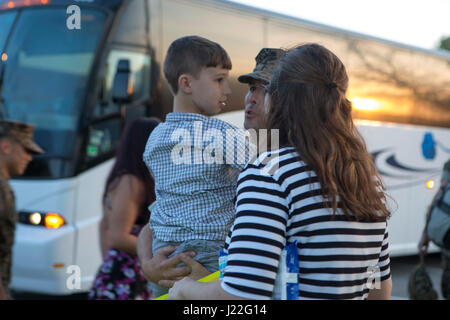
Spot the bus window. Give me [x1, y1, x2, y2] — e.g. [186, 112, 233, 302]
[0, 11, 16, 52]
[85, 118, 122, 160]
[84, 49, 151, 166]
[93, 49, 151, 118]
[0, 8, 108, 178]
[347, 39, 416, 125]
[409, 51, 450, 128]
[347, 38, 450, 128]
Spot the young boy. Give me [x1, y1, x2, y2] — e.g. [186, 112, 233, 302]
[143, 36, 249, 297]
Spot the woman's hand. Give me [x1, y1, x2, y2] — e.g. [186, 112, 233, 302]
[167, 276, 197, 300]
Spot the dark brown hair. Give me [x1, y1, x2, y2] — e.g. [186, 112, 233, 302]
[163, 35, 232, 94]
[103, 118, 160, 209]
[266, 43, 390, 222]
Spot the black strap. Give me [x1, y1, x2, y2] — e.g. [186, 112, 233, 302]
[436, 187, 450, 214]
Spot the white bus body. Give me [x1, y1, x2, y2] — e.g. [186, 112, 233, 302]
[10, 160, 113, 294]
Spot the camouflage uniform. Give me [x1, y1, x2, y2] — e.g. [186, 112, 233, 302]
[0, 120, 44, 299]
[0, 172, 16, 299]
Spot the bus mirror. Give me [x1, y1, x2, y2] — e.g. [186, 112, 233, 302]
[111, 59, 134, 104]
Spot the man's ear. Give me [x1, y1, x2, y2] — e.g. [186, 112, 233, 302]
[178, 74, 192, 94]
[0, 138, 12, 156]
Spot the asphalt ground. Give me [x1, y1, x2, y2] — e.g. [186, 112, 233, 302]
[390, 252, 447, 300]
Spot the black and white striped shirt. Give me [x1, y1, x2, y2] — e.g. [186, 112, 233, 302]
[221, 147, 391, 300]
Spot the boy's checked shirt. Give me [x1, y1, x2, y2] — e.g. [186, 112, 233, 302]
[143, 112, 252, 242]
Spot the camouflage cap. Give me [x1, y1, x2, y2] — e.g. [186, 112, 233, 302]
[0, 120, 44, 154]
[238, 48, 285, 84]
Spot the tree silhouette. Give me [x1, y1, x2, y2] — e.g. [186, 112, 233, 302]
[438, 35, 450, 51]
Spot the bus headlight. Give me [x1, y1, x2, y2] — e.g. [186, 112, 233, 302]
[19, 211, 66, 229]
[29, 212, 42, 225]
[44, 213, 65, 229]
[426, 179, 435, 189]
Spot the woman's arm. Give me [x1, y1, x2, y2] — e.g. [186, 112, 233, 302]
[99, 214, 109, 258]
[367, 277, 392, 300]
[168, 277, 245, 300]
[107, 174, 144, 255]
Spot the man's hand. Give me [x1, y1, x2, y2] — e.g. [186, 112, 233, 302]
[181, 253, 211, 281]
[137, 223, 211, 288]
[141, 245, 195, 286]
[158, 252, 212, 288]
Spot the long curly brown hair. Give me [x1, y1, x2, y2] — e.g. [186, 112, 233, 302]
[266, 43, 390, 222]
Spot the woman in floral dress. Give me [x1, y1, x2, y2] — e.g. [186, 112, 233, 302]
[88, 118, 159, 300]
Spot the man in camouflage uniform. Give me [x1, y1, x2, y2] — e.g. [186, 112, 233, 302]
[238, 48, 286, 130]
[0, 120, 44, 300]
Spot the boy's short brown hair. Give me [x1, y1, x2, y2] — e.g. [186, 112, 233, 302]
[163, 35, 232, 94]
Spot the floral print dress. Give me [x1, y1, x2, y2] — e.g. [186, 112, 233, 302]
[88, 199, 153, 300]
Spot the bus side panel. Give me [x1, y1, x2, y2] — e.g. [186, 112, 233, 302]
[11, 225, 76, 294]
[72, 159, 114, 293]
[357, 123, 448, 256]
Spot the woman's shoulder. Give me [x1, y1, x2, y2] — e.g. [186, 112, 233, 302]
[109, 174, 145, 199]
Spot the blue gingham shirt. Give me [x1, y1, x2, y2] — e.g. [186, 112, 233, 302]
[143, 112, 250, 242]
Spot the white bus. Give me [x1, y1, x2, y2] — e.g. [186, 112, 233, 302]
[0, 0, 448, 296]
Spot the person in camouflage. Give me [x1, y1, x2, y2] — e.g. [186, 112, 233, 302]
[418, 158, 450, 299]
[0, 120, 43, 300]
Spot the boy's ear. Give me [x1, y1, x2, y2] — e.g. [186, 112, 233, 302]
[178, 74, 192, 94]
